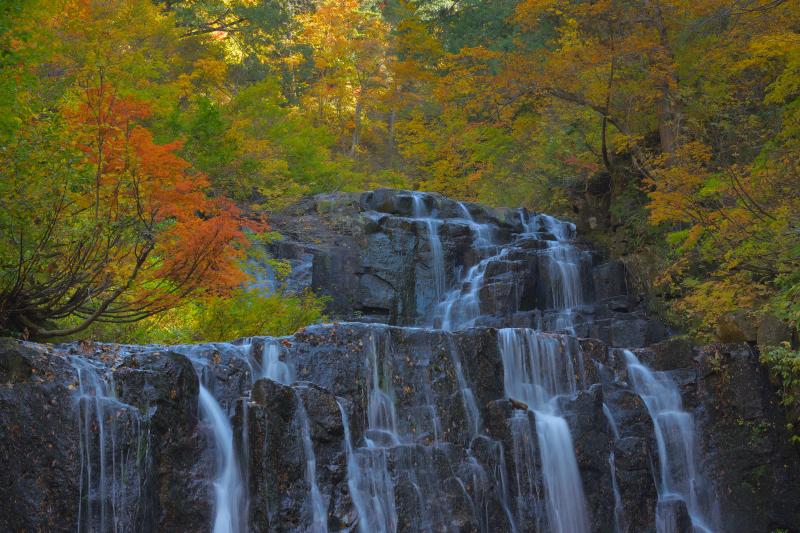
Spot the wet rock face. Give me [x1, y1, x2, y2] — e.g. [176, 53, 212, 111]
[0, 342, 81, 533]
[694, 344, 800, 533]
[1, 189, 799, 533]
[268, 189, 666, 347]
[115, 351, 208, 532]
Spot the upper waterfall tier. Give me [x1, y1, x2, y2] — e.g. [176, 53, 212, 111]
[268, 189, 667, 348]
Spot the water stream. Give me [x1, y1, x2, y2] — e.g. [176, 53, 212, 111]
[622, 349, 717, 532]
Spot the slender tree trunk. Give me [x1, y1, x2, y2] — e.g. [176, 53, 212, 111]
[387, 107, 396, 154]
[645, 0, 680, 156]
[351, 96, 363, 156]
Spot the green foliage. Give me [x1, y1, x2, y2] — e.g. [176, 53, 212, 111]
[761, 344, 800, 444]
[81, 287, 328, 344]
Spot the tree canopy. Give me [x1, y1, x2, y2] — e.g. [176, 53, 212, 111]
[1, 0, 798, 345]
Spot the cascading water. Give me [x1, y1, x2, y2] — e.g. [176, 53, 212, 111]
[447, 337, 482, 438]
[498, 329, 590, 533]
[522, 212, 589, 334]
[71, 357, 145, 533]
[346, 329, 398, 533]
[198, 384, 246, 533]
[603, 403, 626, 533]
[412, 193, 446, 304]
[259, 341, 293, 384]
[437, 248, 509, 330]
[178, 346, 248, 533]
[622, 349, 717, 532]
[436, 205, 502, 330]
[295, 389, 328, 533]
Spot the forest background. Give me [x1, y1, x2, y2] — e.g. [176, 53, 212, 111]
[0, 0, 797, 383]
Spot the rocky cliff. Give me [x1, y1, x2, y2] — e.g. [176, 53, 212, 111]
[1, 189, 798, 533]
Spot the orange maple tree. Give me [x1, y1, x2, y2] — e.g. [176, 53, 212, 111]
[4, 77, 264, 338]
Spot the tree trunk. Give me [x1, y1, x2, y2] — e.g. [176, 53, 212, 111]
[351, 96, 363, 156]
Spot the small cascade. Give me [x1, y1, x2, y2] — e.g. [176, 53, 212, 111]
[447, 337, 482, 438]
[447, 337, 497, 532]
[498, 329, 590, 533]
[295, 390, 328, 533]
[198, 385, 246, 533]
[412, 193, 446, 303]
[179, 346, 248, 533]
[364, 330, 401, 447]
[438, 248, 509, 330]
[348, 329, 398, 533]
[260, 341, 293, 384]
[457, 201, 495, 250]
[436, 203, 503, 330]
[71, 357, 145, 533]
[622, 349, 717, 533]
[522, 212, 589, 334]
[336, 400, 374, 533]
[603, 404, 626, 532]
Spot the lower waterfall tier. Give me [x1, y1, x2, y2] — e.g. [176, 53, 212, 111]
[1, 324, 798, 532]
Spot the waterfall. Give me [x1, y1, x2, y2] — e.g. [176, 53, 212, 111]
[436, 205, 501, 330]
[364, 330, 400, 447]
[50, 192, 734, 533]
[457, 201, 494, 250]
[522, 212, 588, 333]
[603, 403, 626, 532]
[347, 328, 399, 533]
[260, 341, 293, 384]
[498, 329, 590, 533]
[412, 193, 446, 303]
[295, 390, 328, 533]
[438, 248, 509, 331]
[178, 346, 248, 533]
[198, 385, 246, 533]
[337, 400, 373, 533]
[447, 337, 482, 438]
[622, 349, 717, 533]
[71, 357, 145, 533]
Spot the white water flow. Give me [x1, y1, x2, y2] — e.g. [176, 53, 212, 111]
[523, 213, 587, 333]
[437, 205, 501, 330]
[336, 400, 372, 533]
[295, 391, 328, 533]
[257, 340, 293, 384]
[198, 384, 245, 533]
[499, 329, 590, 533]
[447, 337, 482, 438]
[346, 329, 398, 533]
[412, 193, 446, 303]
[603, 403, 626, 532]
[622, 349, 716, 533]
[72, 358, 144, 533]
[457, 201, 494, 249]
[448, 336, 520, 532]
